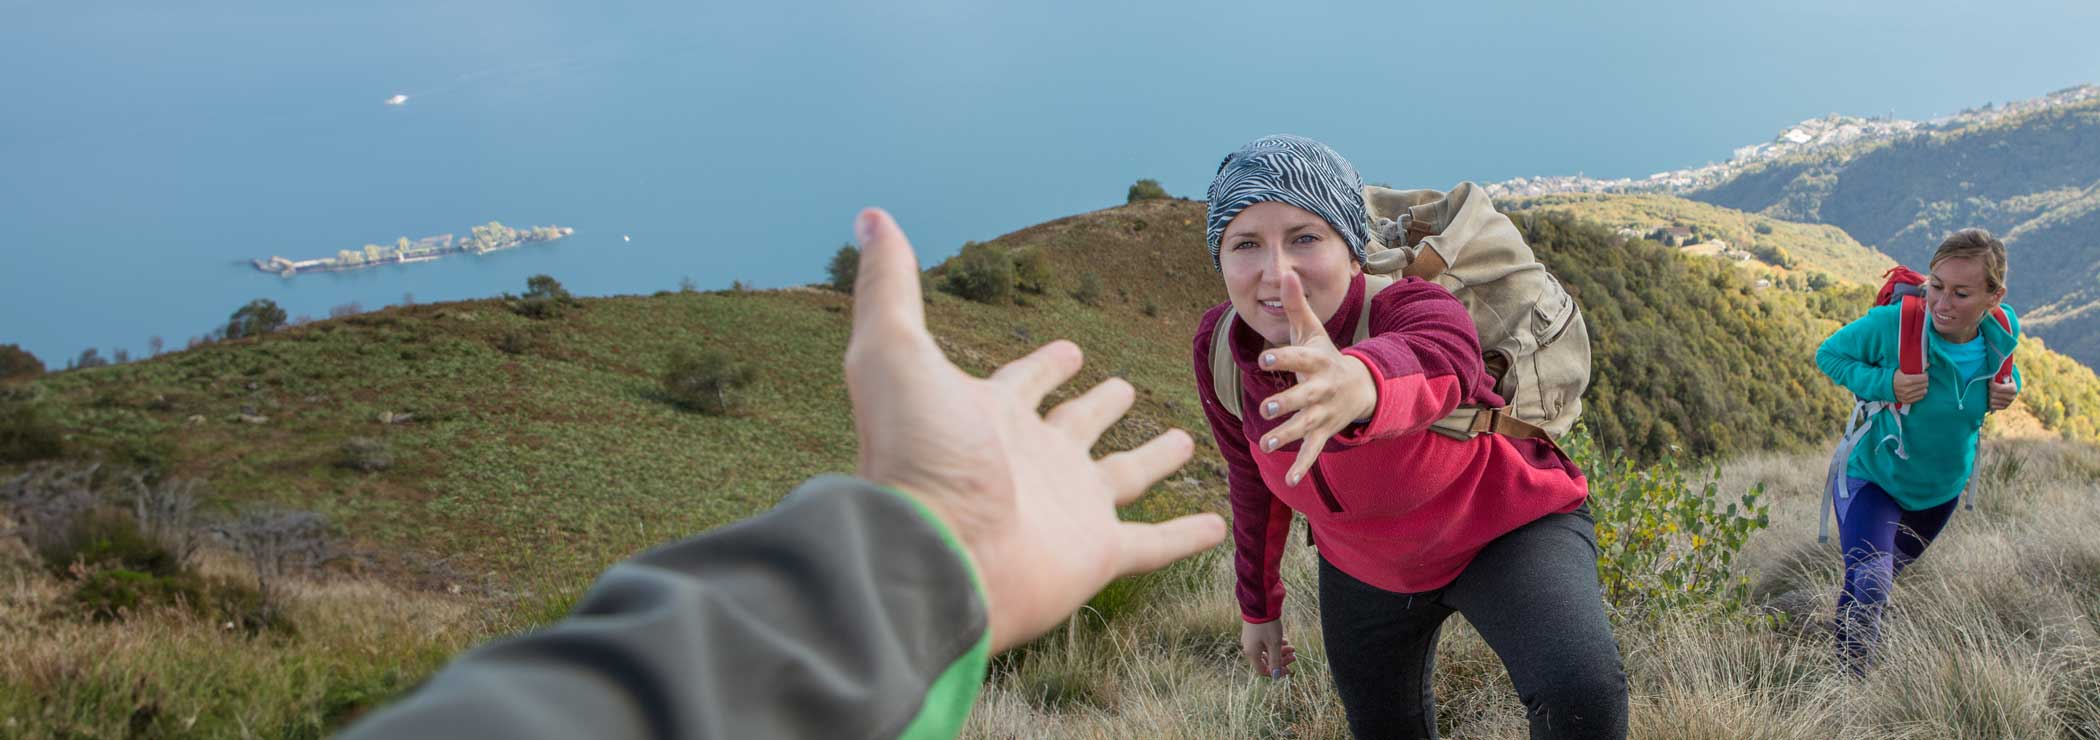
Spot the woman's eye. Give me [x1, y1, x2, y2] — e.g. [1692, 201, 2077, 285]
[1232, 241, 1257, 251]
[1293, 234, 1320, 245]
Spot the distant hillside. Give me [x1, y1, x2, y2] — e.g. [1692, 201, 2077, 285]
[1690, 97, 2100, 369]
[1507, 193, 1896, 286]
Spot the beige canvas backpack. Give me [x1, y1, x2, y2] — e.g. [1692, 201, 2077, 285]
[1209, 182, 1590, 441]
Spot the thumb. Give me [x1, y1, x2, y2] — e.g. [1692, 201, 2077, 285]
[1279, 272, 1325, 346]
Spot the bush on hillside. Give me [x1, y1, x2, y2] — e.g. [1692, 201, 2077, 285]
[1013, 249, 1052, 295]
[337, 437, 394, 473]
[513, 274, 578, 319]
[661, 348, 756, 416]
[941, 242, 1014, 304]
[0, 344, 42, 381]
[1127, 178, 1170, 203]
[1563, 427, 1770, 620]
[1072, 272, 1104, 306]
[0, 389, 63, 464]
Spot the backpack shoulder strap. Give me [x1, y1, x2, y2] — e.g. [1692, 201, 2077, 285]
[1990, 306, 2016, 384]
[1353, 274, 1396, 345]
[1898, 295, 1928, 376]
[1209, 307, 1243, 420]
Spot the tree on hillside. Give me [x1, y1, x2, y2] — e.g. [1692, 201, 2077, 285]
[826, 244, 859, 293]
[225, 299, 288, 340]
[1013, 249, 1052, 294]
[514, 274, 577, 319]
[1127, 178, 1170, 203]
[0, 345, 42, 381]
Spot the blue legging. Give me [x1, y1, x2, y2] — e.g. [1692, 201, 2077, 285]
[1834, 476, 1958, 673]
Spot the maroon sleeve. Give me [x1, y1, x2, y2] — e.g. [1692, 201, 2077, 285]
[1193, 304, 1294, 624]
[1335, 278, 1490, 444]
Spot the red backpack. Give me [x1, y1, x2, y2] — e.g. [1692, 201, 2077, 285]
[1819, 267, 2015, 542]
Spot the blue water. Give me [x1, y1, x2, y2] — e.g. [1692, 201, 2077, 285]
[5, 0, 2099, 364]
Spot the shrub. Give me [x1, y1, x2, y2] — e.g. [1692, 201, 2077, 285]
[1012, 249, 1053, 295]
[1072, 272, 1104, 306]
[1562, 426, 1771, 619]
[514, 275, 577, 319]
[494, 328, 539, 355]
[68, 348, 110, 370]
[941, 242, 1014, 304]
[218, 509, 346, 623]
[0, 344, 42, 381]
[661, 348, 756, 415]
[0, 393, 63, 463]
[338, 437, 394, 473]
[827, 244, 860, 293]
[1127, 178, 1170, 203]
[225, 299, 288, 339]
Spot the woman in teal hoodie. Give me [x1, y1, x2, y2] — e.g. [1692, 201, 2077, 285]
[1815, 228, 2022, 673]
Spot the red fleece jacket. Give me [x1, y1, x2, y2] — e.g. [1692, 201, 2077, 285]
[1194, 273, 1588, 623]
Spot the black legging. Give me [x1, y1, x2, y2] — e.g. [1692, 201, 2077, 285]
[1317, 507, 1628, 740]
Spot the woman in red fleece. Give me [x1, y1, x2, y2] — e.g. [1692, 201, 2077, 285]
[1196, 135, 1625, 740]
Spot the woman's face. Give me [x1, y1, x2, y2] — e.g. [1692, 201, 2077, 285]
[1925, 255, 2005, 341]
[1218, 201, 1361, 346]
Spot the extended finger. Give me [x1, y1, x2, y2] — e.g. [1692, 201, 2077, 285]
[1259, 345, 1332, 376]
[847, 208, 928, 344]
[1114, 514, 1226, 577]
[1279, 272, 1327, 346]
[990, 340, 1083, 409]
[1257, 383, 1324, 421]
[1045, 376, 1134, 444]
[1261, 410, 1322, 454]
[1099, 430, 1194, 505]
[1285, 431, 1333, 487]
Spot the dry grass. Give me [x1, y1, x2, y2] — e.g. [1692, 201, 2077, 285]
[0, 546, 495, 738]
[965, 438, 2100, 739]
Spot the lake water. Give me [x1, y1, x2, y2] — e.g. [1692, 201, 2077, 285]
[5, 0, 2099, 364]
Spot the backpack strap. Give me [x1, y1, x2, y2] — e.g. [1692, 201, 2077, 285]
[1989, 306, 2016, 385]
[1893, 295, 1929, 417]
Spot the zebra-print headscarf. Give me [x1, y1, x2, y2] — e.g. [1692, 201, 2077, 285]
[1205, 134, 1368, 269]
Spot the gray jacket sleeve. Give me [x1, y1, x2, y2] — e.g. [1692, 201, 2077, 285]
[340, 475, 991, 740]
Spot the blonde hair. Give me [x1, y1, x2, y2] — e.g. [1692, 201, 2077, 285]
[1930, 228, 2008, 294]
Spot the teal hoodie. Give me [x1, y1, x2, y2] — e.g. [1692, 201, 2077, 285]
[1816, 302, 2022, 510]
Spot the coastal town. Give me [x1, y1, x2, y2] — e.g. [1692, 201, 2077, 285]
[1486, 84, 2100, 199]
[252, 221, 573, 277]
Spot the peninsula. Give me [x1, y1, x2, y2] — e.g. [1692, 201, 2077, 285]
[253, 221, 573, 277]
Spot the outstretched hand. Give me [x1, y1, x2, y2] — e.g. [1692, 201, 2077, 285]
[845, 208, 1227, 652]
[1254, 272, 1378, 487]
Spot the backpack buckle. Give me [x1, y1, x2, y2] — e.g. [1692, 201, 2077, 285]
[1470, 407, 1508, 435]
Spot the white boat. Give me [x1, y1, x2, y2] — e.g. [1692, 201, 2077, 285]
[385, 94, 409, 106]
[623, 235, 631, 242]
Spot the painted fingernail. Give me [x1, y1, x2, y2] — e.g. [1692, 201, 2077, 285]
[1288, 472, 1301, 486]
[1264, 437, 1278, 451]
[1264, 401, 1279, 416]
[1261, 353, 1275, 367]
[1271, 668, 1284, 679]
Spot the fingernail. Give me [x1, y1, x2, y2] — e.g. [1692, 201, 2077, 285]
[1271, 668, 1284, 679]
[1264, 437, 1278, 451]
[1264, 401, 1279, 416]
[1287, 472, 1301, 486]
[1261, 353, 1275, 367]
[854, 209, 880, 247]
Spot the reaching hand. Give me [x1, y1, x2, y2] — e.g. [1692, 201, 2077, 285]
[1988, 381, 2017, 411]
[1254, 271, 1378, 487]
[844, 208, 1227, 652]
[1892, 371, 1928, 405]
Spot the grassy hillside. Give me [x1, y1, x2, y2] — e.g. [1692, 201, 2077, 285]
[1690, 98, 2100, 369]
[961, 439, 2100, 739]
[1509, 193, 1896, 286]
[5, 197, 2100, 735]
